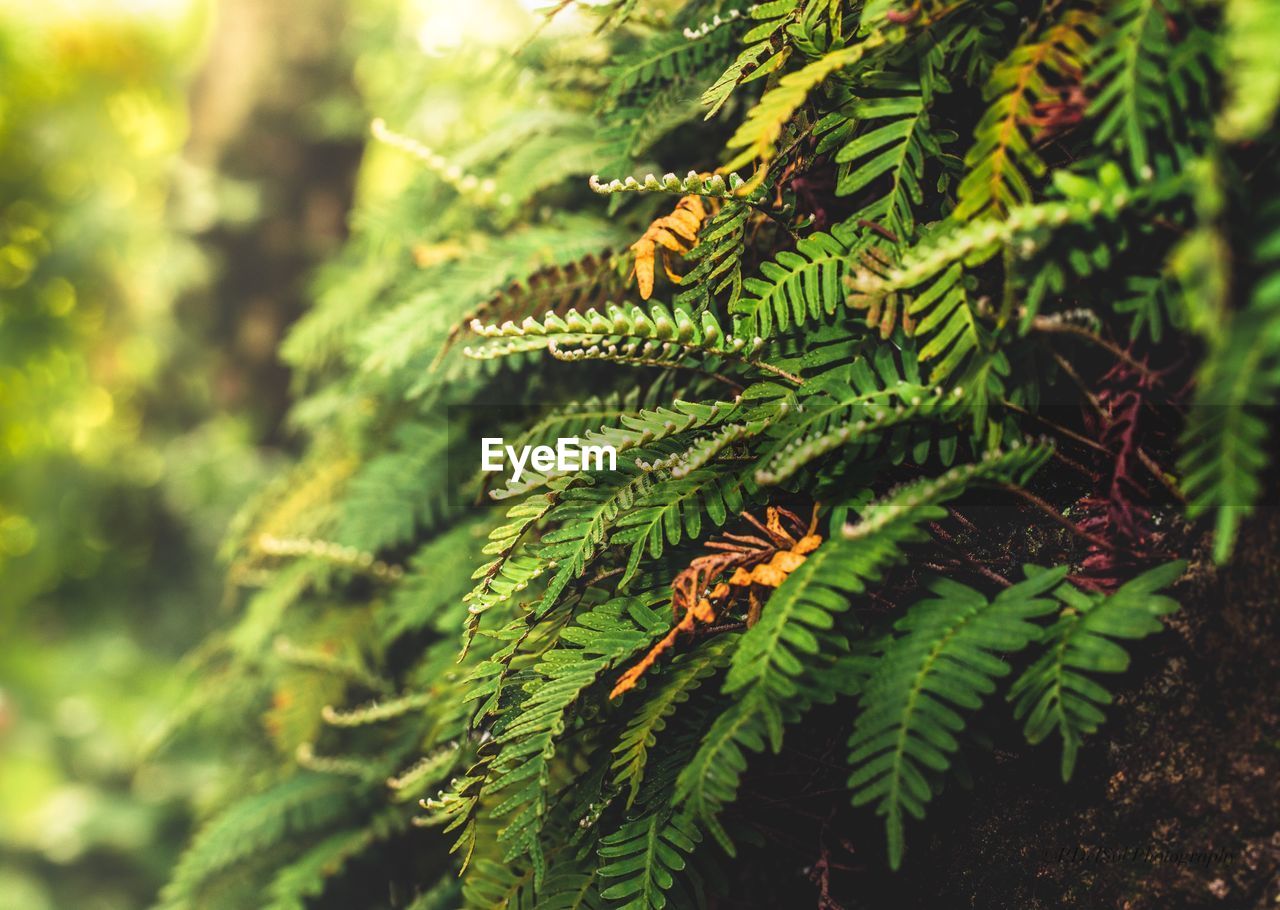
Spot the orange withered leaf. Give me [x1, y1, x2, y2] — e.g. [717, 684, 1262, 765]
[609, 504, 822, 699]
[629, 195, 708, 300]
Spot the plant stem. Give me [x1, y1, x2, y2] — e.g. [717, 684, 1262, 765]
[999, 483, 1113, 551]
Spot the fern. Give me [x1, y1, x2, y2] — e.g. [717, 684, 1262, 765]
[597, 809, 701, 910]
[606, 25, 738, 104]
[827, 75, 951, 241]
[163, 1, 1266, 903]
[610, 639, 732, 807]
[700, 0, 801, 118]
[677, 443, 1055, 851]
[1090, 0, 1215, 173]
[752, 337, 964, 485]
[954, 10, 1097, 221]
[1010, 561, 1184, 781]
[1218, 0, 1280, 140]
[731, 222, 858, 337]
[611, 468, 755, 588]
[475, 598, 668, 880]
[265, 812, 405, 910]
[161, 774, 355, 907]
[723, 41, 871, 173]
[1179, 196, 1280, 562]
[674, 198, 753, 309]
[848, 568, 1066, 869]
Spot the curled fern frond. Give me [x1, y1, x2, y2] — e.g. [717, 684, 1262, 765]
[589, 171, 746, 198]
[387, 742, 464, 800]
[321, 692, 432, 727]
[370, 118, 507, 207]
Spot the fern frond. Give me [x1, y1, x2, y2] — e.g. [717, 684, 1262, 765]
[1090, 0, 1215, 173]
[264, 827, 370, 910]
[460, 252, 628, 347]
[461, 859, 536, 910]
[630, 196, 711, 300]
[1179, 196, 1280, 562]
[610, 639, 731, 807]
[611, 468, 755, 589]
[842, 439, 1054, 542]
[336, 423, 449, 553]
[1218, 0, 1280, 140]
[1009, 561, 1183, 782]
[754, 362, 964, 486]
[731, 223, 857, 337]
[675, 616, 871, 854]
[370, 118, 503, 205]
[722, 41, 872, 173]
[380, 522, 485, 644]
[161, 774, 355, 907]
[1114, 268, 1186, 344]
[677, 442, 1054, 851]
[589, 170, 746, 199]
[598, 86, 711, 176]
[273, 635, 388, 694]
[597, 810, 701, 910]
[847, 163, 1179, 380]
[387, 742, 464, 802]
[674, 198, 754, 309]
[356, 216, 627, 386]
[700, 0, 800, 118]
[605, 25, 738, 105]
[954, 10, 1097, 221]
[265, 808, 408, 910]
[826, 76, 952, 240]
[848, 259, 983, 383]
[481, 599, 668, 880]
[321, 691, 432, 727]
[464, 495, 556, 646]
[464, 300, 752, 366]
[848, 568, 1066, 869]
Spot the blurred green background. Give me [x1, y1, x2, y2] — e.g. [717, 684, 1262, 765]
[0, 0, 368, 905]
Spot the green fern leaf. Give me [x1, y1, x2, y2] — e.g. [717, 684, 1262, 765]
[1009, 561, 1183, 781]
[954, 10, 1097, 221]
[848, 568, 1066, 869]
[598, 810, 701, 910]
[161, 774, 355, 907]
[1179, 197, 1280, 561]
[1091, 0, 1215, 173]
